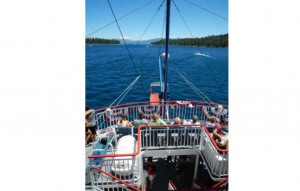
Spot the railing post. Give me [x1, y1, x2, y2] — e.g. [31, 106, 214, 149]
[194, 153, 199, 179]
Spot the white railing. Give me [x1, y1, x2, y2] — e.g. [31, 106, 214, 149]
[140, 125, 202, 149]
[94, 101, 228, 131]
[89, 155, 142, 191]
[87, 123, 228, 190]
[200, 129, 228, 180]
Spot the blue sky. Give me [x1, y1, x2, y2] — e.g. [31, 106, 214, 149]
[86, 0, 228, 40]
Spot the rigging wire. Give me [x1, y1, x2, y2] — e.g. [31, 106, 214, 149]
[107, 0, 148, 98]
[109, 75, 141, 107]
[107, 0, 139, 75]
[172, 0, 228, 103]
[172, 0, 194, 38]
[184, 0, 228, 21]
[86, 0, 157, 38]
[177, 73, 213, 104]
[131, 0, 165, 53]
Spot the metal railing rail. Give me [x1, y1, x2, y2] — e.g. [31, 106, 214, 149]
[93, 101, 228, 131]
[212, 177, 228, 188]
[168, 180, 177, 190]
[88, 125, 228, 189]
[200, 129, 228, 180]
[140, 125, 203, 149]
[90, 166, 141, 191]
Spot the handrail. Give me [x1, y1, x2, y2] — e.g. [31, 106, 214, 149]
[90, 166, 141, 191]
[168, 179, 177, 190]
[89, 124, 203, 159]
[88, 124, 227, 159]
[202, 125, 228, 153]
[95, 100, 228, 113]
[212, 177, 228, 188]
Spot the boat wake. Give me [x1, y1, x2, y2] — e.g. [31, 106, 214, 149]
[195, 53, 213, 58]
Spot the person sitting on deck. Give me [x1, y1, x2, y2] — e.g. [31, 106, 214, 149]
[215, 119, 228, 149]
[171, 117, 181, 125]
[149, 114, 166, 126]
[132, 112, 148, 128]
[212, 122, 223, 142]
[117, 114, 132, 127]
[205, 116, 217, 133]
[187, 115, 200, 125]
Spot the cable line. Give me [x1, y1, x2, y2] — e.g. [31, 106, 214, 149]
[130, 0, 165, 54]
[86, 0, 157, 38]
[107, 0, 139, 75]
[107, 0, 148, 98]
[184, 0, 228, 21]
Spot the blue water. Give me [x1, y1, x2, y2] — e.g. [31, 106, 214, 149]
[86, 45, 228, 110]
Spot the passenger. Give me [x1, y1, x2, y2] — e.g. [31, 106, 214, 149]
[132, 112, 148, 128]
[85, 119, 92, 147]
[205, 116, 217, 133]
[212, 122, 223, 142]
[146, 157, 156, 189]
[188, 115, 200, 125]
[117, 114, 132, 127]
[150, 114, 166, 125]
[86, 105, 97, 142]
[215, 119, 228, 149]
[171, 117, 181, 125]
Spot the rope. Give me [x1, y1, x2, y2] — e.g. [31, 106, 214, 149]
[86, 0, 157, 38]
[177, 73, 213, 103]
[172, 0, 194, 38]
[107, 0, 149, 99]
[184, 0, 228, 21]
[131, 0, 165, 53]
[107, 0, 139, 76]
[109, 75, 141, 107]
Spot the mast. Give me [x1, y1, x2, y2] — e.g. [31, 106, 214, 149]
[163, 0, 171, 101]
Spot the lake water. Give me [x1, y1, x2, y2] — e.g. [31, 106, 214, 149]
[86, 44, 228, 109]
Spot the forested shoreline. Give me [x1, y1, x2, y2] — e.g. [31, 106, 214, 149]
[86, 34, 228, 47]
[85, 38, 120, 44]
[151, 34, 228, 47]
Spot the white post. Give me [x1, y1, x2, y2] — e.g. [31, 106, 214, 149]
[194, 154, 199, 179]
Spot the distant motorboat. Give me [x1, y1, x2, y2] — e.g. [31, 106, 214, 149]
[195, 51, 202, 56]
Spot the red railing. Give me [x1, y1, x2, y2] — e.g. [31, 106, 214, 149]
[88, 124, 228, 187]
[90, 166, 141, 191]
[212, 177, 228, 188]
[202, 125, 228, 153]
[168, 180, 177, 190]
